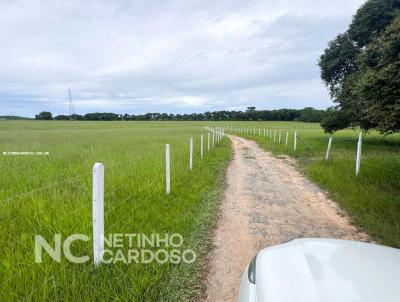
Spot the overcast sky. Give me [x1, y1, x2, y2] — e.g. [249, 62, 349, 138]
[0, 0, 365, 117]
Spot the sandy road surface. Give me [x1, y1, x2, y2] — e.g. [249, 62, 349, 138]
[203, 135, 369, 302]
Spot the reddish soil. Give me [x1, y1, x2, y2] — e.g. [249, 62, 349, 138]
[203, 135, 369, 302]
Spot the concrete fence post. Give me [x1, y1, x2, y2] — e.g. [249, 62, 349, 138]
[285, 130, 289, 148]
[325, 136, 332, 161]
[166, 144, 170, 194]
[201, 135, 204, 159]
[92, 163, 104, 265]
[356, 132, 362, 176]
[189, 137, 193, 170]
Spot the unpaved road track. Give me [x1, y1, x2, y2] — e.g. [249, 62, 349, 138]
[203, 135, 369, 302]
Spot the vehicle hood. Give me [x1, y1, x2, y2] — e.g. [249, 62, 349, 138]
[256, 238, 400, 302]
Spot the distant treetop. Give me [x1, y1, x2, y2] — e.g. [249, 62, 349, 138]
[35, 108, 325, 122]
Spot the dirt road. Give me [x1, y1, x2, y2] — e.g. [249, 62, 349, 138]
[203, 135, 369, 302]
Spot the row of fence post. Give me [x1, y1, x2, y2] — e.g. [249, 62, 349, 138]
[92, 127, 225, 265]
[229, 126, 363, 176]
[229, 126, 298, 152]
[229, 126, 314, 132]
[230, 125, 318, 130]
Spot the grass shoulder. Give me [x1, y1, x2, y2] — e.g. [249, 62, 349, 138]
[232, 129, 400, 248]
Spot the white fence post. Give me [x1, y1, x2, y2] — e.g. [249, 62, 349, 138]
[274, 130, 276, 142]
[166, 144, 170, 194]
[356, 132, 362, 176]
[189, 137, 193, 170]
[278, 130, 281, 144]
[212, 130, 215, 148]
[201, 134, 204, 159]
[208, 132, 210, 151]
[325, 136, 332, 161]
[92, 163, 104, 265]
[285, 130, 289, 148]
[294, 131, 297, 152]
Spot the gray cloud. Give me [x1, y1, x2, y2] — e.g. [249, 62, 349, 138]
[0, 0, 365, 116]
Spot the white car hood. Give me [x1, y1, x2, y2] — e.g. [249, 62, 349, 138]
[256, 238, 400, 302]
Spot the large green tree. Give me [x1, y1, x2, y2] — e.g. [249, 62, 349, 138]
[319, 0, 400, 134]
[357, 15, 400, 134]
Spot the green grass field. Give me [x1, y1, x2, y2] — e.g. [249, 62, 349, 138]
[223, 121, 400, 248]
[0, 121, 231, 301]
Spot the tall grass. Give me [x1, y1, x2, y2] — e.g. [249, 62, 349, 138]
[0, 121, 231, 301]
[223, 122, 400, 248]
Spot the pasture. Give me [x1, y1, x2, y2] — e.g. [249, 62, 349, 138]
[0, 121, 230, 301]
[224, 121, 400, 248]
[1, 120, 399, 301]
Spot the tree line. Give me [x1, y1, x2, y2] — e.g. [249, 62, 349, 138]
[35, 107, 324, 122]
[319, 0, 400, 134]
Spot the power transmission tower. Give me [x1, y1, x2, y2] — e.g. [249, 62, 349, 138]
[68, 88, 76, 119]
